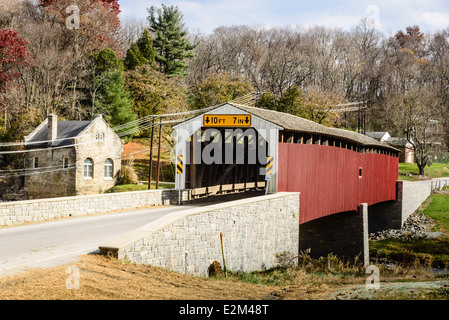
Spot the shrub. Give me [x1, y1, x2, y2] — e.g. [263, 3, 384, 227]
[118, 160, 138, 185]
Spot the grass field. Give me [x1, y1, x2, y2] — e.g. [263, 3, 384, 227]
[0, 245, 446, 300]
[370, 193, 449, 269]
[107, 182, 175, 193]
[423, 194, 449, 233]
[122, 139, 176, 185]
[399, 163, 449, 181]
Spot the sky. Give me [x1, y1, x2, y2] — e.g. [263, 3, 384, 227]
[118, 0, 449, 36]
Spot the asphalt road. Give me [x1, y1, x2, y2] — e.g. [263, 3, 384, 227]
[0, 205, 192, 277]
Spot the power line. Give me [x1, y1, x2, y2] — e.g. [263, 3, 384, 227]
[230, 92, 265, 107]
[0, 106, 217, 149]
[117, 119, 185, 137]
[328, 105, 368, 113]
[324, 101, 368, 112]
[0, 162, 77, 173]
[335, 101, 367, 107]
[0, 137, 75, 148]
[111, 114, 157, 132]
[112, 107, 216, 133]
[0, 141, 96, 155]
[0, 164, 78, 179]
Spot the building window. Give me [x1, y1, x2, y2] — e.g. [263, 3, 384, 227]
[100, 133, 105, 141]
[33, 157, 39, 169]
[359, 167, 363, 178]
[63, 157, 69, 169]
[95, 132, 99, 141]
[104, 159, 113, 179]
[84, 158, 93, 179]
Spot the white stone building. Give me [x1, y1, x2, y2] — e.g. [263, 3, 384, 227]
[23, 114, 123, 199]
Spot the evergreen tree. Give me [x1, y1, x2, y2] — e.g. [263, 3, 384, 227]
[90, 47, 137, 128]
[90, 47, 124, 73]
[124, 43, 146, 70]
[147, 4, 196, 77]
[96, 70, 137, 127]
[137, 29, 156, 62]
[124, 30, 156, 70]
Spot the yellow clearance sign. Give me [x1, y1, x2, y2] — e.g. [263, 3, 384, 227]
[203, 114, 252, 127]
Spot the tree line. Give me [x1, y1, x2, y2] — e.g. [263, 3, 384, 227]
[188, 23, 449, 172]
[0, 0, 448, 173]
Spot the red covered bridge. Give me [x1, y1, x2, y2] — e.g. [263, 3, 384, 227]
[278, 143, 398, 224]
[174, 103, 399, 222]
[174, 102, 400, 263]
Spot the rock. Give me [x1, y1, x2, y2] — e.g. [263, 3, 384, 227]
[208, 261, 223, 277]
[369, 212, 439, 241]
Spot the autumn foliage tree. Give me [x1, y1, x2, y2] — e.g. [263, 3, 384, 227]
[34, 0, 124, 120]
[190, 73, 254, 110]
[0, 29, 33, 89]
[40, 0, 120, 14]
[0, 28, 33, 135]
[40, 0, 122, 53]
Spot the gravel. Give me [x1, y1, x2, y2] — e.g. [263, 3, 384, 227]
[369, 213, 444, 241]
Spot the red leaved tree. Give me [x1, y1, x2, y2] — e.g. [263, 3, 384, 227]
[0, 28, 34, 133]
[0, 29, 33, 90]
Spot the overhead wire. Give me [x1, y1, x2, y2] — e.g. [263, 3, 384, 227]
[0, 107, 214, 177]
[0, 99, 272, 177]
[0, 141, 97, 155]
[0, 106, 216, 149]
[0, 162, 77, 173]
[0, 164, 78, 179]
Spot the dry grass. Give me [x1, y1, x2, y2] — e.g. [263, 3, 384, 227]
[0, 254, 339, 300]
[0, 253, 447, 300]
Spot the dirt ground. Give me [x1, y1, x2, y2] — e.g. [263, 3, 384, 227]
[0, 253, 448, 301]
[0, 254, 336, 300]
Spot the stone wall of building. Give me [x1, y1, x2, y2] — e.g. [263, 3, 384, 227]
[74, 116, 123, 196]
[23, 115, 123, 199]
[0, 189, 190, 227]
[99, 192, 300, 277]
[24, 147, 77, 199]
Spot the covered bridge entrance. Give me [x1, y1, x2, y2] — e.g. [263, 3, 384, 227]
[174, 101, 401, 265]
[173, 103, 282, 198]
[174, 102, 400, 211]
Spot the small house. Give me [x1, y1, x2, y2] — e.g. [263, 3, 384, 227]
[23, 114, 123, 199]
[367, 131, 414, 163]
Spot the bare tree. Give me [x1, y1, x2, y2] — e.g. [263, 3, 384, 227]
[387, 85, 443, 175]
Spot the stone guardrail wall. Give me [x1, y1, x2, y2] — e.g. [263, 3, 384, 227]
[399, 180, 432, 224]
[99, 192, 300, 277]
[0, 189, 190, 227]
[430, 178, 449, 191]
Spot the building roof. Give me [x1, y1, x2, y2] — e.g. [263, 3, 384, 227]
[366, 131, 390, 141]
[214, 103, 399, 151]
[26, 120, 92, 148]
[386, 137, 411, 147]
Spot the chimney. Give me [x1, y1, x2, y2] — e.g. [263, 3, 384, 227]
[47, 114, 57, 141]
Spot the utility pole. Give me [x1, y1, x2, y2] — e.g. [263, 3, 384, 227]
[148, 117, 155, 190]
[156, 116, 162, 189]
[364, 102, 367, 135]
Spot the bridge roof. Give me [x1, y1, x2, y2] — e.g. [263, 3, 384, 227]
[181, 102, 399, 151]
[236, 103, 401, 150]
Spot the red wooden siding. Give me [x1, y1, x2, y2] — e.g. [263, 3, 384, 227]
[278, 143, 399, 224]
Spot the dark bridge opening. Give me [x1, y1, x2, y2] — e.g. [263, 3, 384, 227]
[185, 127, 268, 197]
